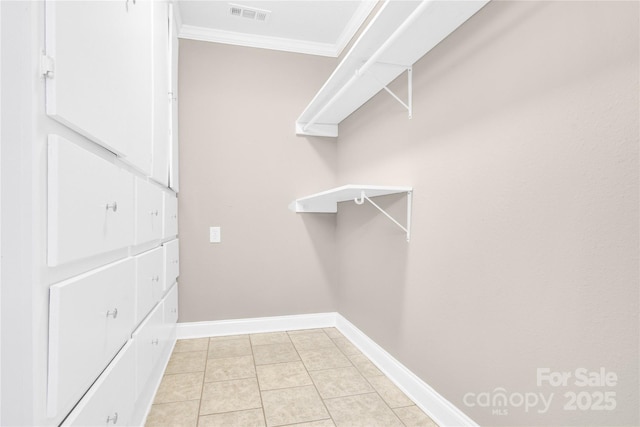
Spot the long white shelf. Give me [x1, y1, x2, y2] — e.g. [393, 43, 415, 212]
[295, 0, 489, 138]
[289, 184, 410, 213]
[290, 185, 413, 241]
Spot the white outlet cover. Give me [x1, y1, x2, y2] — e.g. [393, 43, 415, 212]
[209, 226, 221, 243]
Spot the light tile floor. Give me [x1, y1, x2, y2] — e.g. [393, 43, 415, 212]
[145, 328, 438, 427]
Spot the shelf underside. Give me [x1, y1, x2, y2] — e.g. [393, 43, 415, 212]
[296, 0, 489, 137]
[290, 185, 412, 213]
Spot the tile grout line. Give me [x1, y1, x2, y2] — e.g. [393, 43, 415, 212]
[194, 339, 209, 426]
[329, 337, 415, 426]
[325, 329, 415, 427]
[287, 329, 338, 427]
[249, 334, 270, 427]
[328, 331, 413, 427]
[166, 332, 431, 427]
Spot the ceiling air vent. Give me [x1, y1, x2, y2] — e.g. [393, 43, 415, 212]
[229, 3, 270, 22]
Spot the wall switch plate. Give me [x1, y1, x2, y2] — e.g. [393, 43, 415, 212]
[209, 226, 221, 243]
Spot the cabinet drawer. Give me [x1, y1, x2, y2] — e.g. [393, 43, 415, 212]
[135, 247, 164, 326]
[164, 238, 179, 288]
[163, 191, 178, 239]
[62, 341, 136, 427]
[134, 302, 165, 395]
[48, 258, 135, 418]
[48, 135, 134, 266]
[135, 178, 164, 245]
[164, 282, 179, 325]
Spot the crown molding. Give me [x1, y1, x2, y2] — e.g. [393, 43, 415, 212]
[178, 25, 340, 57]
[175, 1, 377, 58]
[334, 0, 377, 56]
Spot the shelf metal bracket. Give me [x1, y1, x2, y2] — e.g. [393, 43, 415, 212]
[367, 67, 413, 119]
[354, 190, 412, 242]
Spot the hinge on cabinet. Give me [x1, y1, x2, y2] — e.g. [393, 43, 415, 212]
[40, 54, 55, 79]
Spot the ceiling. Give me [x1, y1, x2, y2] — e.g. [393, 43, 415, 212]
[175, 1, 378, 57]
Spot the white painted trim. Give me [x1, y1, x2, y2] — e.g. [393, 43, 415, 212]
[177, 312, 477, 426]
[333, 0, 377, 57]
[169, 0, 182, 32]
[335, 314, 479, 427]
[176, 312, 338, 339]
[175, 2, 376, 58]
[178, 25, 341, 57]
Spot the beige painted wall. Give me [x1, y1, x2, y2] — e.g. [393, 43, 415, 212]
[336, 1, 638, 425]
[178, 40, 339, 321]
[178, 1, 638, 424]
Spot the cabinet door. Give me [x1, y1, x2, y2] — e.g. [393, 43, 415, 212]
[62, 341, 136, 427]
[135, 247, 165, 326]
[151, 1, 170, 186]
[45, 0, 153, 174]
[163, 191, 178, 239]
[48, 258, 135, 418]
[162, 283, 179, 355]
[164, 239, 180, 289]
[135, 178, 164, 246]
[48, 135, 134, 266]
[164, 282, 179, 326]
[168, 2, 180, 192]
[133, 302, 164, 396]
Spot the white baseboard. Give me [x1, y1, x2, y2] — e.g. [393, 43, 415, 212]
[175, 312, 476, 427]
[176, 312, 338, 339]
[334, 314, 478, 427]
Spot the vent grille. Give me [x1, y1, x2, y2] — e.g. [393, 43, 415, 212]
[229, 3, 270, 22]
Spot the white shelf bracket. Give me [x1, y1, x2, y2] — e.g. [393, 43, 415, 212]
[368, 67, 413, 119]
[354, 190, 412, 242]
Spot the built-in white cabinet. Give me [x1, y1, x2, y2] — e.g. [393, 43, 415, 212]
[152, 1, 171, 186]
[163, 191, 179, 239]
[47, 258, 136, 418]
[135, 178, 165, 246]
[48, 135, 134, 267]
[134, 300, 168, 399]
[61, 341, 137, 427]
[164, 283, 179, 329]
[135, 247, 165, 326]
[169, 2, 180, 192]
[44, 1, 179, 425]
[164, 239, 180, 289]
[45, 0, 154, 174]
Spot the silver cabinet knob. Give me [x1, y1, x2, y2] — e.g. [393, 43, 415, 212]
[106, 308, 118, 319]
[105, 202, 118, 212]
[151, 338, 159, 345]
[151, 275, 160, 283]
[149, 210, 159, 216]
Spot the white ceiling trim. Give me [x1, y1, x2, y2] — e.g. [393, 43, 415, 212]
[177, 1, 378, 58]
[179, 24, 340, 57]
[332, 1, 377, 57]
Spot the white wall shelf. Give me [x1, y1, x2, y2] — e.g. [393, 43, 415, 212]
[290, 185, 413, 241]
[295, 0, 489, 137]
